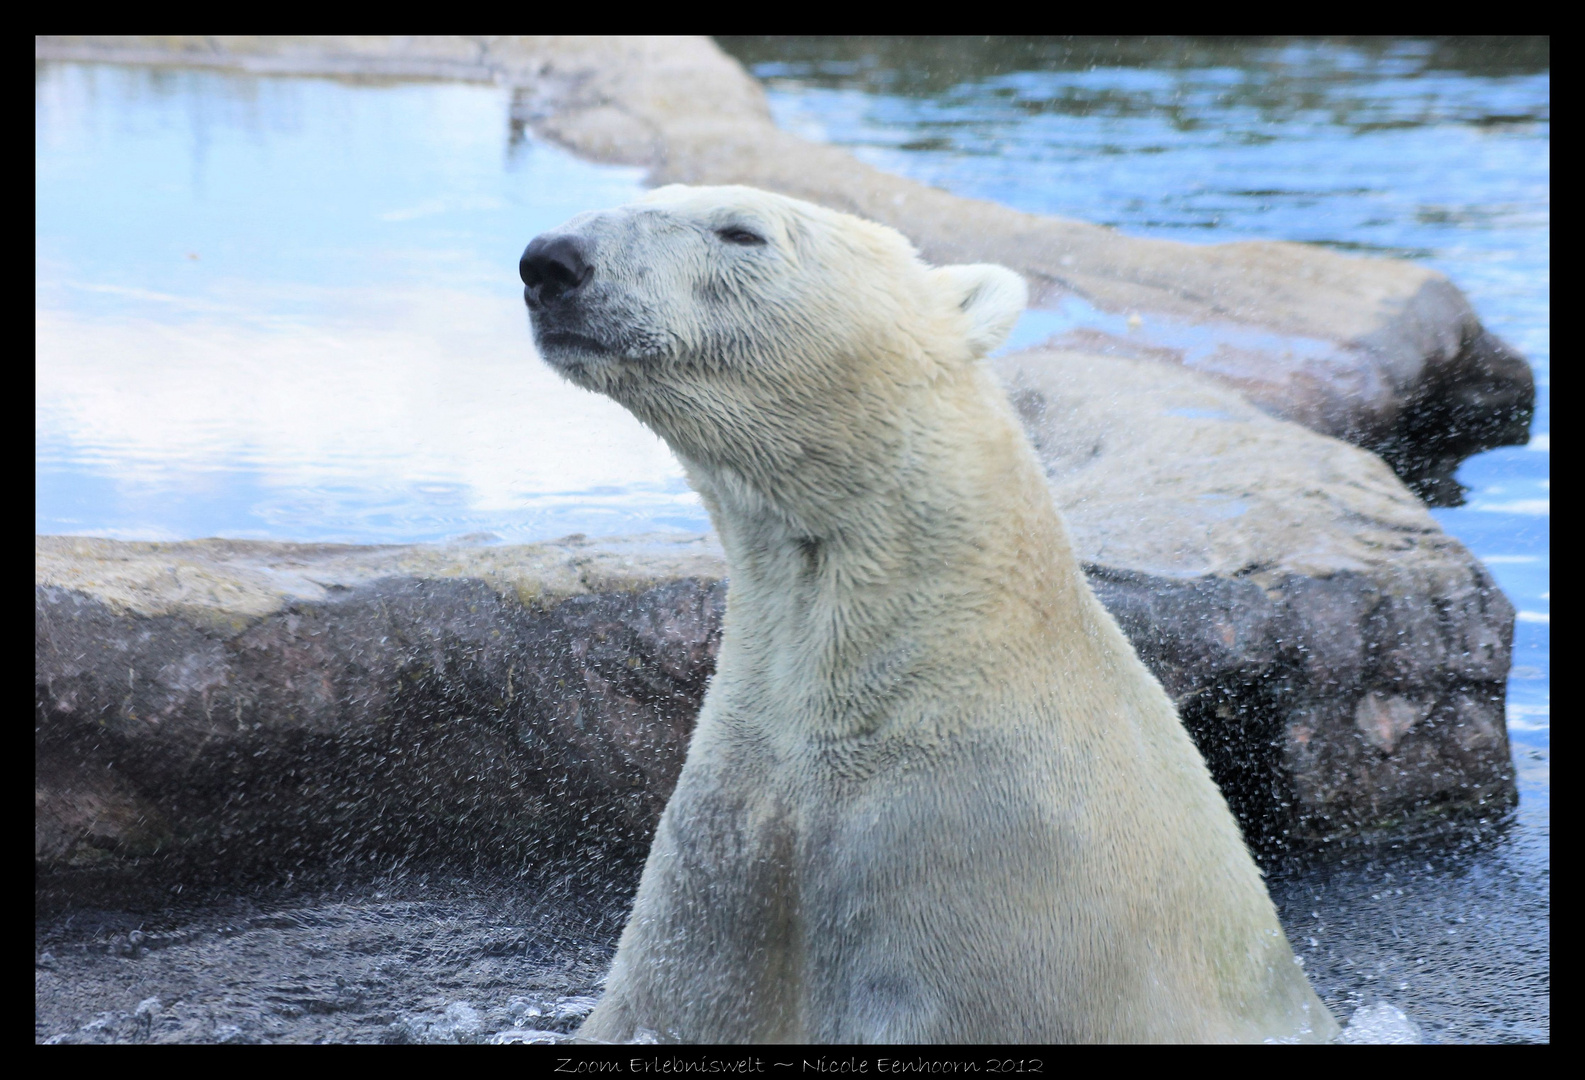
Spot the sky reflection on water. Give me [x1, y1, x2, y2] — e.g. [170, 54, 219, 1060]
[35, 63, 702, 545]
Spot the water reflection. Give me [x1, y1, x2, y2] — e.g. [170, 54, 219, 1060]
[35, 62, 704, 544]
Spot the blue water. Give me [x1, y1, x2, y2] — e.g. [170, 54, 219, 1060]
[731, 35, 1548, 1042]
[35, 63, 706, 545]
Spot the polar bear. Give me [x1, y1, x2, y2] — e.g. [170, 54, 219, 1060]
[519, 185, 1338, 1044]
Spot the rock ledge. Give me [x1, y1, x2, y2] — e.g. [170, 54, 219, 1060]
[36, 353, 1517, 898]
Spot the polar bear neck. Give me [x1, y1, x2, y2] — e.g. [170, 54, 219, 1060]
[677, 358, 1118, 741]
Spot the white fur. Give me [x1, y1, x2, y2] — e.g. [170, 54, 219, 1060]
[525, 184, 1337, 1044]
[935, 263, 1028, 357]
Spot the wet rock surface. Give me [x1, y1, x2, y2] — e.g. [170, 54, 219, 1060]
[33, 35, 1534, 500]
[998, 347, 1517, 850]
[36, 352, 1516, 900]
[36, 534, 727, 907]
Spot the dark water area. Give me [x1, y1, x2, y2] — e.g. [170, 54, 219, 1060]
[718, 35, 1549, 1043]
[36, 42, 1547, 1042]
[34, 872, 622, 1045]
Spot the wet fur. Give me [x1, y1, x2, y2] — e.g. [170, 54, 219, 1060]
[526, 185, 1337, 1043]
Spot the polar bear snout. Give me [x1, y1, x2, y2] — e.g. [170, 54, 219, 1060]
[522, 231, 624, 370]
[520, 233, 595, 308]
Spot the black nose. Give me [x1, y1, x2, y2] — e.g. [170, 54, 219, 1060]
[520, 234, 594, 306]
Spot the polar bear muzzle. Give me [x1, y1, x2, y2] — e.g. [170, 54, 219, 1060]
[519, 233, 619, 365]
[520, 234, 593, 308]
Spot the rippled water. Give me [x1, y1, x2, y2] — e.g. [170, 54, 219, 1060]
[35, 43, 1548, 1042]
[721, 35, 1549, 1043]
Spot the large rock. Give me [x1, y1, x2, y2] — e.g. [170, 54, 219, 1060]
[33, 35, 1532, 502]
[35, 534, 728, 894]
[35, 351, 1517, 896]
[996, 348, 1516, 849]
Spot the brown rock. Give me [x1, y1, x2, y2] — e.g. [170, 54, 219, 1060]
[998, 347, 1516, 847]
[33, 34, 1533, 501]
[35, 534, 728, 894]
[35, 347, 1519, 897]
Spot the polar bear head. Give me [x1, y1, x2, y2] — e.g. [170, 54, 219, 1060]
[520, 185, 1026, 479]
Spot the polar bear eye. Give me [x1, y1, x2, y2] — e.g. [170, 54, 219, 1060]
[715, 227, 767, 246]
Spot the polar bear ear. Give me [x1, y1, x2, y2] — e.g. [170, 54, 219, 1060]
[936, 264, 1029, 357]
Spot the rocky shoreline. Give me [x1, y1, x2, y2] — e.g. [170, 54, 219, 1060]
[34, 35, 1533, 502]
[37, 348, 1517, 904]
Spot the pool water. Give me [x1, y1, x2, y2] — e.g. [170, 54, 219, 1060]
[35, 63, 702, 546]
[35, 42, 1548, 1042]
